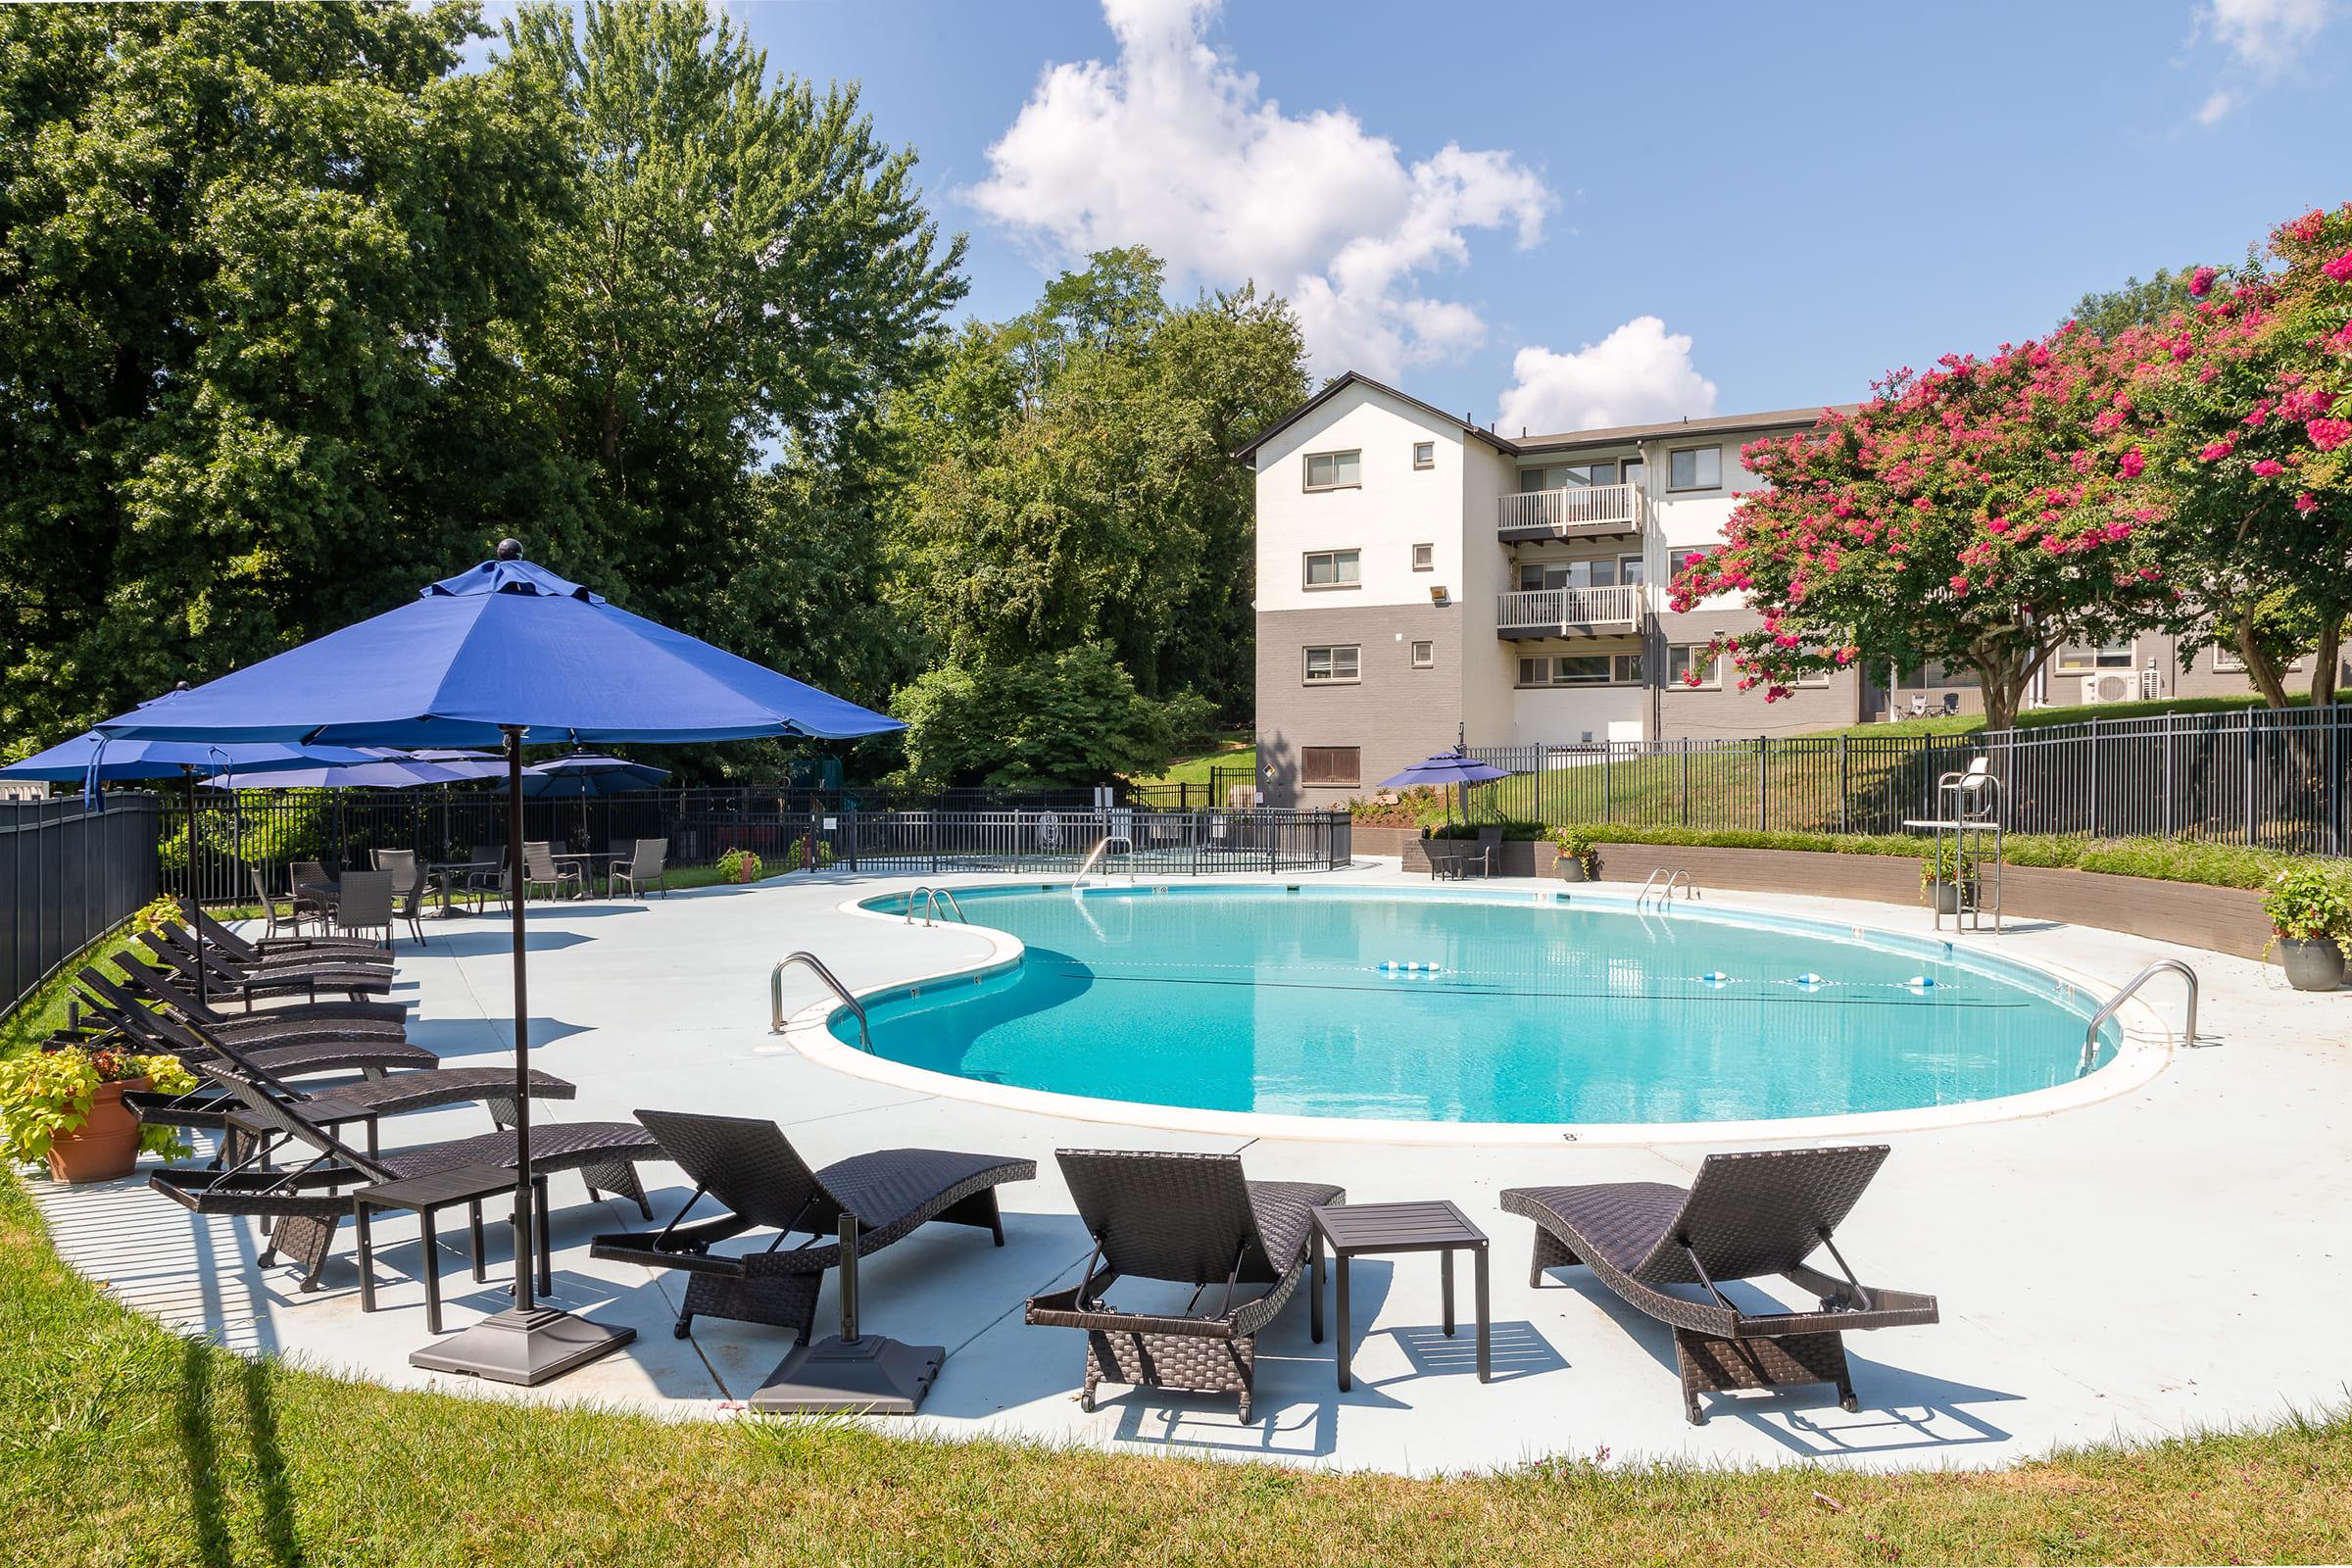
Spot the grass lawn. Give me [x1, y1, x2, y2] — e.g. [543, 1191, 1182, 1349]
[1819, 688, 2352, 740]
[3, 1176, 2349, 1564]
[1128, 729, 1253, 791]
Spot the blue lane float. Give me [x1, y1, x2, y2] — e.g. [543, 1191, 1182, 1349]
[1376, 960, 1444, 975]
[1906, 975, 1937, 990]
[1791, 972, 1826, 990]
[1697, 971, 1732, 988]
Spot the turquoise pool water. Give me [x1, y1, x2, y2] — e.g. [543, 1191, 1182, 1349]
[842, 887, 2115, 1125]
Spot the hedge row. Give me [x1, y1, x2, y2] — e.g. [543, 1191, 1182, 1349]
[1422, 821, 2310, 892]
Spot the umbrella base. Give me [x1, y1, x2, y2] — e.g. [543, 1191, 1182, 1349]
[748, 1335, 944, 1415]
[409, 1305, 637, 1387]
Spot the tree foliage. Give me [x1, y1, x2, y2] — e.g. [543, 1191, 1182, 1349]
[893, 642, 1211, 790]
[1670, 330, 2175, 732]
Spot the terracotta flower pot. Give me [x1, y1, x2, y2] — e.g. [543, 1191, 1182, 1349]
[44, 1077, 147, 1185]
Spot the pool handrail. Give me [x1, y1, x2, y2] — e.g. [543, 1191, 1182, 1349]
[903, 886, 967, 927]
[771, 951, 872, 1050]
[1072, 834, 1134, 888]
[1636, 867, 1695, 906]
[2081, 958, 2198, 1073]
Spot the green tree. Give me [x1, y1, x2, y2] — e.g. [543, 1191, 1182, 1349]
[495, 0, 965, 696]
[0, 1, 567, 757]
[886, 251, 1305, 717]
[893, 643, 1210, 790]
[2068, 267, 2203, 339]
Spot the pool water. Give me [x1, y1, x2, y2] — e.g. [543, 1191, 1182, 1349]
[843, 887, 2115, 1125]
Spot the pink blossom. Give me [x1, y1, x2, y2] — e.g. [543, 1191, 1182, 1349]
[2324, 249, 2352, 283]
[2295, 492, 2321, 514]
[2119, 450, 2145, 477]
[2252, 459, 2286, 476]
[2188, 267, 2218, 298]
[1949, 575, 1970, 594]
[2307, 418, 2351, 453]
[2197, 440, 2235, 462]
[1985, 515, 2010, 533]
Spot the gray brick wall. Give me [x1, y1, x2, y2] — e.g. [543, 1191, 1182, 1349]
[1255, 603, 1465, 808]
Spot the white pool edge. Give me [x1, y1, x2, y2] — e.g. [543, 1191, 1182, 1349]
[767, 881, 2177, 1149]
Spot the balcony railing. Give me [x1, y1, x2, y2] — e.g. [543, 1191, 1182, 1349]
[1497, 482, 1646, 537]
[1496, 584, 1645, 634]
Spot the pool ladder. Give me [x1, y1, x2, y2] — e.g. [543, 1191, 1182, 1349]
[1072, 834, 1134, 888]
[1635, 867, 1695, 906]
[770, 951, 873, 1051]
[903, 886, 968, 926]
[2080, 958, 2199, 1073]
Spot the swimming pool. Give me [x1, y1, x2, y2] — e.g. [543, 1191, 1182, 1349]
[840, 886, 2118, 1125]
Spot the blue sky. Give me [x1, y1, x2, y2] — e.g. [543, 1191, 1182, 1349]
[728, 0, 2343, 433]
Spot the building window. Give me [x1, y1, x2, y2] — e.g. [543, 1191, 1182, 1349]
[1519, 460, 1622, 492]
[1516, 653, 1642, 687]
[1302, 549, 1360, 589]
[2055, 638, 2133, 673]
[2212, 645, 2305, 674]
[1666, 645, 1724, 689]
[1300, 746, 1360, 786]
[1302, 449, 1362, 491]
[1897, 660, 1981, 688]
[1668, 544, 1716, 576]
[1412, 441, 1435, 469]
[1515, 556, 1643, 591]
[1621, 457, 1646, 489]
[1410, 542, 1434, 571]
[1302, 645, 1360, 684]
[1668, 446, 1722, 491]
[1410, 640, 1435, 668]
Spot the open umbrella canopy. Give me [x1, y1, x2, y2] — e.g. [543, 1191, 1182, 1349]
[510, 753, 668, 799]
[92, 553, 904, 748]
[1378, 751, 1510, 790]
[1, 692, 379, 783]
[87, 543, 905, 1389]
[365, 747, 511, 782]
[201, 756, 474, 790]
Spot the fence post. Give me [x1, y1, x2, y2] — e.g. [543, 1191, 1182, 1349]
[2244, 720, 2256, 848]
[2162, 718, 2174, 840]
[1679, 741, 1689, 828]
[1837, 736, 1848, 835]
[1755, 738, 1767, 833]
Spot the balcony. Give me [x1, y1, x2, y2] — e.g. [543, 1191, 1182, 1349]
[1496, 584, 1645, 638]
[1497, 482, 1647, 541]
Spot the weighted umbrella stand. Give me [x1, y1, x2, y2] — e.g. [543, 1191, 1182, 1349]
[410, 725, 638, 1385]
[748, 1212, 944, 1414]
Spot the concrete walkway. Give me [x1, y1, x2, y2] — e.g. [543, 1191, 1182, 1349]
[31, 862, 2352, 1475]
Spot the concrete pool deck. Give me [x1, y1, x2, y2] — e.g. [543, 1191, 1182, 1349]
[30, 861, 2352, 1475]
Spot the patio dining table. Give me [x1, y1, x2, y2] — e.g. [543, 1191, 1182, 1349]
[426, 859, 500, 918]
[550, 852, 598, 900]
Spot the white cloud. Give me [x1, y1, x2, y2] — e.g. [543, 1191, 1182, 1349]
[2189, 0, 2335, 122]
[967, 0, 1552, 378]
[1494, 318, 1718, 437]
[2201, 0, 2332, 72]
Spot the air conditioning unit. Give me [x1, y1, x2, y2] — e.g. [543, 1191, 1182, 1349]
[2080, 673, 2134, 704]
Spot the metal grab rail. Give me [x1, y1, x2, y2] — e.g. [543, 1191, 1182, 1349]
[770, 951, 872, 1050]
[1635, 867, 1693, 906]
[902, 886, 967, 926]
[2081, 958, 2199, 1072]
[1071, 834, 1133, 888]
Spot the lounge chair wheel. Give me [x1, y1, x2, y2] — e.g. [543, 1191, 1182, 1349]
[1079, 1391, 1095, 1413]
[1840, 1395, 1860, 1413]
[673, 1314, 694, 1340]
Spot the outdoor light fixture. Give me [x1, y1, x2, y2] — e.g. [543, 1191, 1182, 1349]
[1430, 585, 1450, 606]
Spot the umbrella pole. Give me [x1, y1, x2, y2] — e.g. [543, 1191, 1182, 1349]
[183, 766, 205, 1006]
[409, 725, 636, 1386]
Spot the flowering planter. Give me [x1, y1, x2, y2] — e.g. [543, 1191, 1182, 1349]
[44, 1078, 147, 1184]
[2277, 936, 2345, 993]
[1930, 883, 1978, 915]
[1558, 858, 1591, 883]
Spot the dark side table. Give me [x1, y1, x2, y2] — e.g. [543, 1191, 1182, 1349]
[355, 1164, 551, 1335]
[1310, 1200, 1490, 1391]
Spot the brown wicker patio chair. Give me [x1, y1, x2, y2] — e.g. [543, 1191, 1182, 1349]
[1502, 1145, 1939, 1425]
[1024, 1150, 1344, 1423]
[589, 1109, 1034, 1343]
[104, 958, 412, 1050]
[76, 969, 436, 1080]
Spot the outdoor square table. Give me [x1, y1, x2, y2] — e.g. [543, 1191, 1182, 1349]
[355, 1164, 551, 1335]
[1310, 1200, 1490, 1391]
[550, 852, 597, 898]
[426, 859, 499, 918]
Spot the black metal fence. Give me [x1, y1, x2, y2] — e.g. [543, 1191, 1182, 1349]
[1469, 706, 2352, 853]
[1, 794, 160, 1016]
[828, 808, 1349, 875]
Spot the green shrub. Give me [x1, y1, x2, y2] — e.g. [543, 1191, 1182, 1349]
[2262, 864, 2352, 948]
[715, 847, 762, 883]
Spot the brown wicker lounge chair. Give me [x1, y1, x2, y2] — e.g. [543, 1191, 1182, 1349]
[589, 1109, 1034, 1343]
[76, 969, 435, 1079]
[1502, 1146, 1938, 1425]
[150, 1057, 656, 1292]
[106, 959, 411, 1047]
[1024, 1150, 1344, 1423]
[156, 918, 393, 979]
[136, 927, 393, 1006]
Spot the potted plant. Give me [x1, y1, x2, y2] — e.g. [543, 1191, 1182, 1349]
[1919, 842, 1979, 914]
[0, 1046, 196, 1184]
[716, 846, 763, 884]
[2263, 865, 2351, 992]
[1553, 825, 1601, 883]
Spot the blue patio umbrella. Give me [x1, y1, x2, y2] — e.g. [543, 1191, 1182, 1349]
[4, 692, 389, 1004]
[1378, 750, 1509, 823]
[367, 747, 511, 782]
[94, 541, 904, 1388]
[202, 757, 474, 790]
[514, 752, 668, 798]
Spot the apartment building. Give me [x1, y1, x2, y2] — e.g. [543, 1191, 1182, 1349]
[1242, 372, 2328, 808]
[1242, 372, 1868, 808]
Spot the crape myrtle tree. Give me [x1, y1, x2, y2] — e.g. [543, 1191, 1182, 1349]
[2104, 204, 2352, 708]
[1669, 328, 2178, 734]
